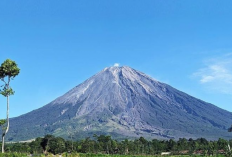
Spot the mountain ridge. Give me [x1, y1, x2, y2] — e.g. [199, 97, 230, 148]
[6, 66, 232, 141]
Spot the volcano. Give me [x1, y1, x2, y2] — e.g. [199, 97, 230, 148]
[7, 66, 232, 141]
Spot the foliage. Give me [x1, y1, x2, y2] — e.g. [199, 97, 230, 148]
[0, 59, 19, 97]
[0, 152, 28, 157]
[1, 134, 232, 156]
[0, 119, 6, 131]
[0, 59, 20, 79]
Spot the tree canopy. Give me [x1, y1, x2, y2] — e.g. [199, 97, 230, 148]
[0, 59, 20, 97]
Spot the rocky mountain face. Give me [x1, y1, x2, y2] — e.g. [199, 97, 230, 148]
[7, 66, 232, 141]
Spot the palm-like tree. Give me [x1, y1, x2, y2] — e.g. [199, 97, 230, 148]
[0, 59, 20, 153]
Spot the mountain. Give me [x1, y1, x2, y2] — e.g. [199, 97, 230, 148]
[6, 66, 232, 141]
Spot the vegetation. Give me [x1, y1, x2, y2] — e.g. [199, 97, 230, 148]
[0, 119, 6, 154]
[0, 120, 6, 136]
[0, 59, 20, 153]
[0, 134, 232, 156]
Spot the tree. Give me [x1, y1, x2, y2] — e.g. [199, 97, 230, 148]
[217, 138, 228, 150]
[67, 126, 78, 152]
[40, 134, 55, 154]
[167, 139, 177, 152]
[29, 137, 43, 154]
[49, 137, 66, 154]
[121, 139, 129, 154]
[95, 135, 112, 154]
[0, 59, 20, 153]
[228, 125, 232, 153]
[138, 137, 148, 154]
[151, 139, 162, 155]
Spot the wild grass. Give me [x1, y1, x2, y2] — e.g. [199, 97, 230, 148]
[0, 153, 227, 157]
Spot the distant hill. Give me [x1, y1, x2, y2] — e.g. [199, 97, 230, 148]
[6, 66, 232, 141]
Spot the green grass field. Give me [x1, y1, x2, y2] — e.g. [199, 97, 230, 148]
[0, 153, 227, 157]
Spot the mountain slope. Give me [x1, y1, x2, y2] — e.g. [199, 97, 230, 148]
[7, 66, 232, 141]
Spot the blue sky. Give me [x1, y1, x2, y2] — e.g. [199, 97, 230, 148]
[1, 0, 232, 118]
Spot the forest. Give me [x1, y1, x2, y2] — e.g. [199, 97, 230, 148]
[0, 134, 232, 156]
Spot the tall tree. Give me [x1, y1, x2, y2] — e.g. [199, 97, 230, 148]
[0, 59, 20, 153]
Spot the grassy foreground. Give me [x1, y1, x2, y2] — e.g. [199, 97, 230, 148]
[0, 153, 227, 157]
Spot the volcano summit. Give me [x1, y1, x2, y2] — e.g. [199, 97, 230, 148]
[7, 66, 232, 141]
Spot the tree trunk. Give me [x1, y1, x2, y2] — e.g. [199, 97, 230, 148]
[2, 134, 5, 153]
[5, 95, 9, 134]
[2, 96, 9, 153]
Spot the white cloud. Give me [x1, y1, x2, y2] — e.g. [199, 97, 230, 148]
[114, 63, 120, 67]
[193, 54, 232, 94]
[200, 75, 214, 83]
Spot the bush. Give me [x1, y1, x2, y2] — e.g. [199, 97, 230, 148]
[0, 153, 28, 157]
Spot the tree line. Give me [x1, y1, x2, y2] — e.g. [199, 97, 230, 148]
[1, 134, 232, 156]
